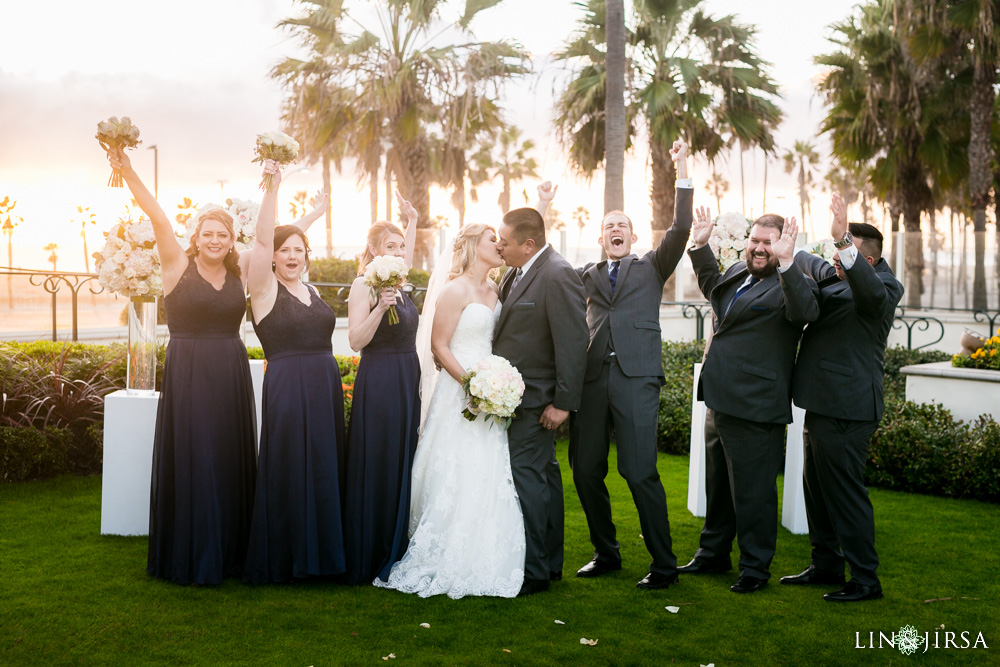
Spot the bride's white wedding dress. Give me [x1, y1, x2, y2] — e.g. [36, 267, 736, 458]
[374, 301, 525, 598]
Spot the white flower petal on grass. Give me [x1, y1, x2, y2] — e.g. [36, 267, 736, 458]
[701, 663, 715, 667]
[419, 623, 430, 629]
[579, 638, 598, 646]
[665, 606, 680, 614]
[554, 620, 565, 625]
[382, 654, 396, 661]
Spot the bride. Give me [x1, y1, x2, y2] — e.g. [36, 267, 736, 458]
[374, 223, 526, 598]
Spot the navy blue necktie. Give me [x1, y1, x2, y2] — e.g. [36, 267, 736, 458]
[609, 261, 620, 293]
[726, 276, 757, 315]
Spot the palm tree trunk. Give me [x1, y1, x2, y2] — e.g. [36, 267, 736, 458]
[400, 139, 432, 270]
[762, 154, 768, 213]
[968, 62, 994, 309]
[500, 174, 511, 214]
[902, 199, 924, 308]
[649, 138, 675, 232]
[322, 155, 332, 257]
[369, 159, 379, 225]
[603, 0, 626, 214]
[739, 141, 746, 216]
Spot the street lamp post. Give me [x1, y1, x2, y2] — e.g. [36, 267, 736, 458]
[147, 145, 158, 198]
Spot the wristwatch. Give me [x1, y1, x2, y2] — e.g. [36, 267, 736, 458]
[833, 231, 854, 249]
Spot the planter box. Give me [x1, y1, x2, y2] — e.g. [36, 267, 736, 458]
[900, 361, 1000, 423]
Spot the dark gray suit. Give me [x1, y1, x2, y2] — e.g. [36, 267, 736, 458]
[568, 188, 693, 576]
[793, 251, 902, 586]
[688, 245, 819, 579]
[494, 246, 588, 582]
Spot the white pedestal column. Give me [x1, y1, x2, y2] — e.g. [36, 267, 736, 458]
[100, 390, 158, 536]
[686, 363, 707, 517]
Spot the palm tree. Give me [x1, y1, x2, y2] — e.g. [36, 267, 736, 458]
[1, 196, 21, 308]
[274, 0, 529, 267]
[572, 205, 590, 262]
[605, 0, 627, 214]
[75, 206, 97, 273]
[782, 140, 821, 236]
[705, 172, 729, 215]
[824, 164, 863, 222]
[492, 126, 539, 214]
[815, 0, 967, 305]
[555, 0, 781, 233]
[44, 243, 58, 271]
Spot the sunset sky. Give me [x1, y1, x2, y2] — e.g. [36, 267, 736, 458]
[2, 0, 859, 271]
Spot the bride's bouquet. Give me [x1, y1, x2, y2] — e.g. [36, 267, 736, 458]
[251, 130, 299, 191]
[95, 116, 142, 188]
[94, 214, 162, 297]
[460, 355, 525, 430]
[708, 212, 753, 272]
[363, 255, 409, 325]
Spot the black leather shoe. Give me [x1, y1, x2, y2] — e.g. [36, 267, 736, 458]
[677, 558, 732, 575]
[824, 581, 883, 602]
[575, 559, 622, 578]
[780, 565, 845, 586]
[730, 575, 768, 593]
[517, 578, 550, 597]
[636, 572, 678, 590]
[549, 571, 562, 582]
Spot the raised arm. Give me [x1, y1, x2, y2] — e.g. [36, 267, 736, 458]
[651, 140, 693, 280]
[290, 187, 329, 233]
[108, 149, 187, 286]
[248, 160, 281, 322]
[771, 218, 819, 325]
[534, 181, 558, 219]
[396, 191, 418, 269]
[687, 207, 724, 299]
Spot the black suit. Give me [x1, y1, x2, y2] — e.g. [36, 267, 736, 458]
[792, 251, 903, 586]
[494, 246, 588, 583]
[688, 245, 819, 580]
[569, 188, 692, 576]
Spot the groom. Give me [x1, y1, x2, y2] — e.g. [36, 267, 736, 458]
[494, 208, 588, 597]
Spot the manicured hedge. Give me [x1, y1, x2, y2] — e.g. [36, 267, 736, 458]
[2, 340, 997, 502]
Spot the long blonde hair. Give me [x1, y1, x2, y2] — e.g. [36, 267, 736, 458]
[186, 209, 241, 278]
[357, 221, 405, 276]
[448, 223, 498, 281]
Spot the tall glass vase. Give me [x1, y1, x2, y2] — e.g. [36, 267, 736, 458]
[127, 292, 158, 394]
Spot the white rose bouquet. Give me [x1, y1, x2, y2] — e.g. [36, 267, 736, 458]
[362, 255, 409, 325]
[94, 214, 162, 297]
[708, 212, 753, 272]
[808, 240, 836, 264]
[251, 130, 300, 191]
[95, 116, 142, 187]
[460, 355, 525, 429]
[224, 198, 260, 251]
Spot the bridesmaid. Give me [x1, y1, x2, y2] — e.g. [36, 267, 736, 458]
[110, 149, 257, 585]
[243, 161, 347, 583]
[342, 196, 420, 585]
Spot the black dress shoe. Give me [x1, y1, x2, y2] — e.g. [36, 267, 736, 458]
[677, 558, 732, 575]
[549, 571, 562, 582]
[730, 575, 768, 593]
[575, 559, 622, 578]
[517, 578, 550, 597]
[824, 581, 883, 602]
[780, 565, 845, 586]
[636, 572, 678, 590]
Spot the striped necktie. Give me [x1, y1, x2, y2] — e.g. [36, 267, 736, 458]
[609, 260, 620, 293]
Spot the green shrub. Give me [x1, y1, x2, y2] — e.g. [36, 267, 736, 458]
[656, 340, 705, 455]
[0, 425, 73, 482]
[881, 345, 950, 404]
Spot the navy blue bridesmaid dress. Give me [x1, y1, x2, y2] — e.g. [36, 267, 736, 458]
[342, 291, 420, 584]
[243, 282, 346, 582]
[148, 258, 257, 585]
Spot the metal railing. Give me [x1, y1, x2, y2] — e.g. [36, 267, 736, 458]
[2, 267, 995, 350]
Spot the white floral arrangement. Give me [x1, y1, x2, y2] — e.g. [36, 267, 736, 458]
[94, 215, 162, 297]
[251, 130, 300, 191]
[807, 239, 837, 264]
[460, 355, 525, 429]
[708, 212, 753, 272]
[363, 255, 409, 325]
[184, 198, 259, 252]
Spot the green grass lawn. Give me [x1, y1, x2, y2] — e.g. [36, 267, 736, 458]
[2, 443, 997, 666]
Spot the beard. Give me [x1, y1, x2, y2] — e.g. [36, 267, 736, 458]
[745, 253, 779, 279]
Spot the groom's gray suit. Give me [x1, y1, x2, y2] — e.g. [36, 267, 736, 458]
[494, 245, 588, 584]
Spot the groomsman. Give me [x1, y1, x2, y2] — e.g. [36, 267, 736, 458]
[679, 210, 819, 593]
[539, 140, 692, 590]
[780, 194, 902, 602]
